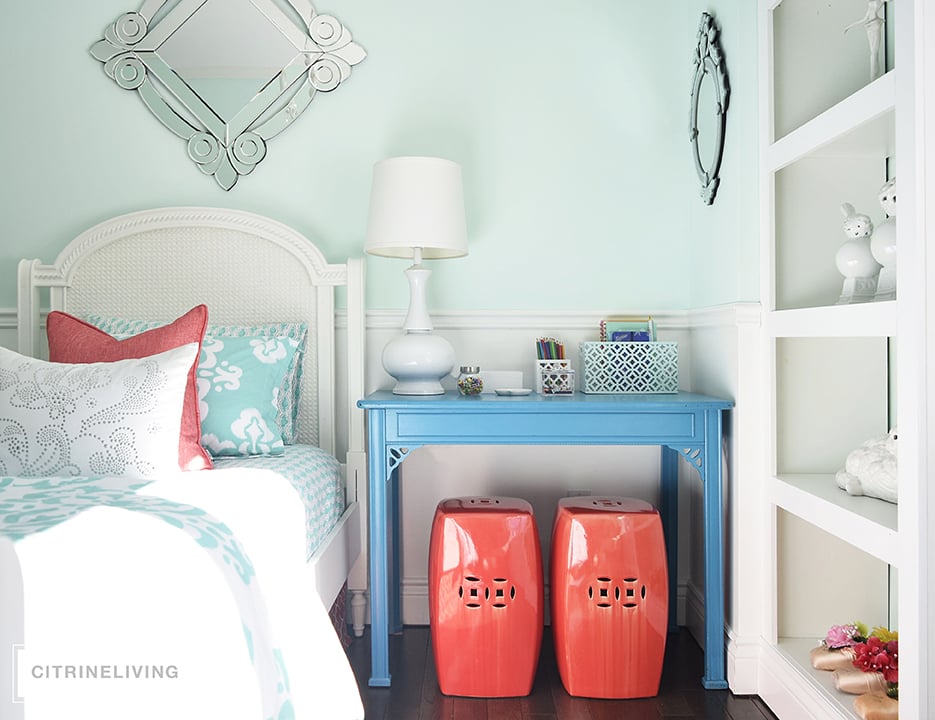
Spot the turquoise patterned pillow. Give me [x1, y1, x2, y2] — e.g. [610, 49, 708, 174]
[82, 317, 308, 445]
[197, 335, 301, 457]
[207, 323, 307, 445]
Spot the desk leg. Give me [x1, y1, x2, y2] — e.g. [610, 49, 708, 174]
[660, 446, 679, 632]
[389, 464, 403, 635]
[366, 410, 391, 687]
[702, 409, 727, 689]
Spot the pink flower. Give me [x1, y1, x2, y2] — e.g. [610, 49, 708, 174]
[824, 624, 861, 649]
[824, 623, 898, 698]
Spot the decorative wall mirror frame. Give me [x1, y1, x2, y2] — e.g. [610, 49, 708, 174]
[91, 0, 365, 190]
[689, 12, 729, 205]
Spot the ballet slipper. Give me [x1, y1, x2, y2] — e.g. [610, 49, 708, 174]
[810, 645, 857, 671]
[833, 668, 887, 695]
[854, 691, 898, 719]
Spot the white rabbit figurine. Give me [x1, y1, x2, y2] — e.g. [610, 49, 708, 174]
[835, 428, 898, 504]
[835, 202, 881, 304]
[871, 178, 897, 301]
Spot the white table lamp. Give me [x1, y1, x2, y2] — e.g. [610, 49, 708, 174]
[364, 156, 468, 395]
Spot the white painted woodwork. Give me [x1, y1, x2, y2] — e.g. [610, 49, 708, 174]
[759, 1, 933, 717]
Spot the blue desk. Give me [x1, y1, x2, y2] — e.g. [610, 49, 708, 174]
[358, 390, 733, 690]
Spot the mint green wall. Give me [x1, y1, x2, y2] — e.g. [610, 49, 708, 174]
[0, 1, 756, 312]
[685, 0, 760, 307]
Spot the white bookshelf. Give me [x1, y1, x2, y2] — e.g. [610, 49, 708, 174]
[771, 474, 898, 565]
[764, 301, 896, 338]
[765, 71, 895, 172]
[757, 0, 913, 717]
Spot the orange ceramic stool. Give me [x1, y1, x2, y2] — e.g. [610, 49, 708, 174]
[550, 496, 668, 699]
[428, 497, 543, 697]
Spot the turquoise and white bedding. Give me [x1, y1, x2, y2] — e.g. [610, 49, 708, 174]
[211, 445, 344, 560]
[0, 446, 363, 720]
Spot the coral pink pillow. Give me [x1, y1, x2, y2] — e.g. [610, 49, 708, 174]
[46, 305, 213, 471]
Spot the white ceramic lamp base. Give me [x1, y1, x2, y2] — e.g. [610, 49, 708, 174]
[382, 330, 456, 395]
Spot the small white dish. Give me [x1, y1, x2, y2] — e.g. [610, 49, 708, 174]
[494, 388, 533, 396]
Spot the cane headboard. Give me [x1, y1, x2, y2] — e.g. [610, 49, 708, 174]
[16, 206, 365, 461]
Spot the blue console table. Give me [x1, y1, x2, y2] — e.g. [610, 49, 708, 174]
[358, 390, 733, 690]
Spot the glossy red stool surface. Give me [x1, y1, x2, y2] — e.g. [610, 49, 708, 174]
[428, 496, 543, 697]
[551, 496, 668, 699]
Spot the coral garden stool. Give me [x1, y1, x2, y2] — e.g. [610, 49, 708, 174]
[428, 496, 543, 697]
[551, 496, 668, 699]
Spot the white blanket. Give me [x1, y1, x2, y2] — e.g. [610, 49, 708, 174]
[0, 474, 364, 720]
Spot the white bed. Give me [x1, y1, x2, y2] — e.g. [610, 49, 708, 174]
[1, 207, 368, 720]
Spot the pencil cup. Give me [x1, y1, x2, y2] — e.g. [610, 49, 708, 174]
[536, 360, 574, 395]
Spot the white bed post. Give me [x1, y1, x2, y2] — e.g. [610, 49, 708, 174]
[17, 258, 68, 358]
[317, 285, 338, 457]
[16, 260, 39, 356]
[345, 257, 369, 636]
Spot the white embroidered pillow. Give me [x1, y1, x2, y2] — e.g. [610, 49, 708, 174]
[0, 343, 198, 480]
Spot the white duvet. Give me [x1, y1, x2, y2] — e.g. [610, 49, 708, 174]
[0, 471, 364, 720]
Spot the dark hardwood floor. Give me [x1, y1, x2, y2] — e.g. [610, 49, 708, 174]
[346, 627, 779, 720]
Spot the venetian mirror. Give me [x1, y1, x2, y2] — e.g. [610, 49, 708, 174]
[689, 13, 729, 205]
[91, 0, 365, 190]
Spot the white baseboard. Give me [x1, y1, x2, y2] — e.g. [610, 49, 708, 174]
[683, 580, 705, 648]
[401, 579, 431, 626]
[727, 632, 762, 695]
[683, 581, 761, 697]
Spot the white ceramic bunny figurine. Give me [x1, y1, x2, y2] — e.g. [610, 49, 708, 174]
[835, 202, 881, 304]
[835, 428, 898, 504]
[872, 178, 897, 301]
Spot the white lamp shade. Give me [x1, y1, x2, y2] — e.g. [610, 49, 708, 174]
[364, 156, 468, 259]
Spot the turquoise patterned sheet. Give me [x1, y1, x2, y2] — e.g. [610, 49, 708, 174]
[212, 444, 344, 559]
[1, 444, 347, 720]
[0, 474, 293, 719]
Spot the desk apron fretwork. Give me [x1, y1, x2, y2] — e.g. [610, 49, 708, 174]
[358, 391, 733, 690]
